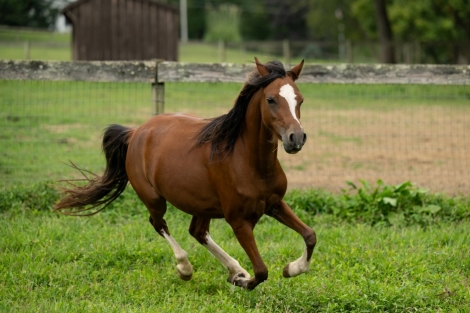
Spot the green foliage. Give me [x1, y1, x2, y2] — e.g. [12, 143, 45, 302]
[238, 2, 271, 40]
[0, 0, 58, 29]
[187, 0, 273, 41]
[204, 4, 242, 43]
[2, 181, 470, 228]
[286, 180, 470, 227]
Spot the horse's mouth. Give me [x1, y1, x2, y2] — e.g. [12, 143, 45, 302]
[283, 144, 302, 154]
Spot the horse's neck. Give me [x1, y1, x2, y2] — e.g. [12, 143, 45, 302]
[240, 90, 279, 170]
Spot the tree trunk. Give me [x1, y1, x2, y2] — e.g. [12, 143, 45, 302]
[374, 0, 395, 63]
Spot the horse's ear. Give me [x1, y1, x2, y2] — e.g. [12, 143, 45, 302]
[254, 57, 270, 77]
[289, 59, 304, 81]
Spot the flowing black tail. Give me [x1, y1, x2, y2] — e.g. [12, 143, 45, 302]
[54, 124, 132, 216]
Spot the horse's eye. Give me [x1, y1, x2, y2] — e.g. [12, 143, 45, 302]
[267, 98, 275, 105]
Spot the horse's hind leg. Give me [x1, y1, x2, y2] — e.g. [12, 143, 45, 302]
[137, 188, 193, 281]
[189, 216, 251, 283]
[267, 200, 317, 278]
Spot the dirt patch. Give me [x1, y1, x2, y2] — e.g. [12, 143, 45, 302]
[279, 105, 470, 194]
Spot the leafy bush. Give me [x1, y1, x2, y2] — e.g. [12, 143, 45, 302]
[204, 4, 242, 42]
[2, 180, 470, 227]
[285, 180, 470, 227]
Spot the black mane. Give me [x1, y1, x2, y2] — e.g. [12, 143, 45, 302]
[195, 60, 287, 160]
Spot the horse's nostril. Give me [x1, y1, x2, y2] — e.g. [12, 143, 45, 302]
[289, 133, 294, 143]
[303, 133, 307, 143]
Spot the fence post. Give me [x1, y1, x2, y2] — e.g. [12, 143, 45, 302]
[218, 40, 226, 63]
[414, 41, 421, 64]
[152, 60, 165, 115]
[346, 40, 354, 63]
[24, 41, 30, 60]
[283, 39, 290, 67]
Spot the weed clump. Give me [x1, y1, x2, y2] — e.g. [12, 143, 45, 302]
[285, 180, 470, 227]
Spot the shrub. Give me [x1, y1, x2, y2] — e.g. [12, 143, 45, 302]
[2, 180, 469, 227]
[285, 180, 470, 227]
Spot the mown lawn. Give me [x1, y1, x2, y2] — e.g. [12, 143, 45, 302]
[1, 185, 469, 312]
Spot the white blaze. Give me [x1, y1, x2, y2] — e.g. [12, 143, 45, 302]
[279, 84, 302, 128]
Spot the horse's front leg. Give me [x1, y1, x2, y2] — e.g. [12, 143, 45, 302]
[266, 200, 317, 278]
[227, 219, 268, 290]
[189, 216, 251, 283]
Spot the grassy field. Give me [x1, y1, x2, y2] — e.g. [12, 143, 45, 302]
[1, 183, 470, 312]
[0, 28, 71, 61]
[0, 28, 307, 63]
[1, 79, 469, 193]
[1, 28, 470, 312]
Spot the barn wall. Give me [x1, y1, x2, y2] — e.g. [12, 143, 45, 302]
[64, 0, 179, 61]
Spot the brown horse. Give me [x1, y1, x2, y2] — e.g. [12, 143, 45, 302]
[55, 57, 316, 290]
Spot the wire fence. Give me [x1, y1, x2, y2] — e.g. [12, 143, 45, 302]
[1, 61, 469, 194]
[2, 39, 470, 65]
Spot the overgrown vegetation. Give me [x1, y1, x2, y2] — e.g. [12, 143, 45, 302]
[203, 4, 242, 43]
[2, 181, 469, 228]
[287, 180, 470, 227]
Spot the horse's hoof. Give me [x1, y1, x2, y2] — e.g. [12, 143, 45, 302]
[227, 272, 249, 288]
[177, 269, 193, 281]
[282, 264, 292, 278]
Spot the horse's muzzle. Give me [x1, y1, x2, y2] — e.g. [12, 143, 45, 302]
[283, 131, 307, 154]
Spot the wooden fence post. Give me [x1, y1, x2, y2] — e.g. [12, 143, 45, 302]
[415, 41, 422, 64]
[346, 40, 354, 63]
[152, 60, 165, 115]
[24, 41, 30, 60]
[218, 40, 226, 63]
[283, 39, 290, 67]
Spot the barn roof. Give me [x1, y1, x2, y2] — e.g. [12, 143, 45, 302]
[62, 0, 178, 18]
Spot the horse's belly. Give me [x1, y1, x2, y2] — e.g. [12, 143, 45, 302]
[152, 150, 223, 218]
[159, 172, 224, 218]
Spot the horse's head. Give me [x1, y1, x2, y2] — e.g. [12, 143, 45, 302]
[255, 57, 306, 154]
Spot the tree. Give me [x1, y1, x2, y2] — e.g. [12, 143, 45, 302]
[374, 0, 395, 63]
[0, 0, 58, 29]
[263, 0, 308, 40]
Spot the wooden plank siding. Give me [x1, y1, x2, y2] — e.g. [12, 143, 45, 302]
[62, 0, 179, 61]
[157, 4, 167, 61]
[150, 3, 158, 61]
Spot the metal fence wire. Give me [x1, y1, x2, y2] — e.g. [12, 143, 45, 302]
[1, 61, 469, 194]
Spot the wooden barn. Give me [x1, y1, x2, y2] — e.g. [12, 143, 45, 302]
[62, 0, 179, 61]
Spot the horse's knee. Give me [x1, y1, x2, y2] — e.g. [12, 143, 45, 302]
[304, 228, 316, 248]
[303, 228, 317, 261]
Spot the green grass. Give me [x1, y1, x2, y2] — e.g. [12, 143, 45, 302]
[0, 28, 303, 63]
[0, 28, 71, 44]
[1, 79, 469, 188]
[0, 28, 71, 61]
[1, 183, 469, 312]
